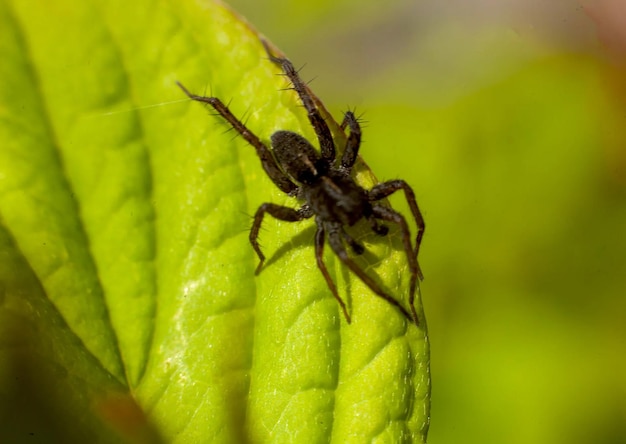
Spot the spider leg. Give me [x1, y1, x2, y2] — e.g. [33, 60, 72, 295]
[370, 204, 420, 325]
[250, 203, 312, 274]
[339, 111, 361, 171]
[177, 81, 297, 195]
[261, 40, 336, 163]
[326, 223, 413, 323]
[314, 222, 351, 323]
[369, 180, 425, 262]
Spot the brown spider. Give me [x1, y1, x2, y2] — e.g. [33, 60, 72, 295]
[177, 40, 425, 324]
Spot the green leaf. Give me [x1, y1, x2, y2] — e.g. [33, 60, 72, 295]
[0, 0, 430, 442]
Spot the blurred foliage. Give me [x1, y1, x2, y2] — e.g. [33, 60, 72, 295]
[230, 1, 626, 443]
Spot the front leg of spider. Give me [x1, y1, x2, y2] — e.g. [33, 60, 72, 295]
[262, 40, 336, 163]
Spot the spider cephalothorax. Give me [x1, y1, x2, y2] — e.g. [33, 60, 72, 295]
[177, 40, 425, 324]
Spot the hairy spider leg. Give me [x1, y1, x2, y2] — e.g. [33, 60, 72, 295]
[250, 203, 313, 274]
[369, 180, 426, 271]
[339, 111, 362, 171]
[177, 81, 297, 195]
[315, 224, 351, 323]
[326, 222, 414, 323]
[370, 205, 420, 325]
[262, 40, 336, 163]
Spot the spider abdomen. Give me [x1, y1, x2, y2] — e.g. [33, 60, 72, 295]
[271, 130, 327, 185]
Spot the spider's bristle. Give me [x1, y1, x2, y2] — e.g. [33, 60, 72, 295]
[294, 63, 307, 75]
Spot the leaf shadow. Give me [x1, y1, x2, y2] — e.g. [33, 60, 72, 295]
[260, 224, 317, 271]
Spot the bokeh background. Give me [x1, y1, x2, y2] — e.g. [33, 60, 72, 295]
[227, 0, 626, 443]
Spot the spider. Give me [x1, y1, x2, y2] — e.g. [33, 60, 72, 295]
[177, 40, 425, 324]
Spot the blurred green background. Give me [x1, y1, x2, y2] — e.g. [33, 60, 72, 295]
[228, 0, 626, 443]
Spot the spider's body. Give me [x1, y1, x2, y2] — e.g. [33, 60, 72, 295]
[177, 41, 425, 324]
[273, 131, 366, 225]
